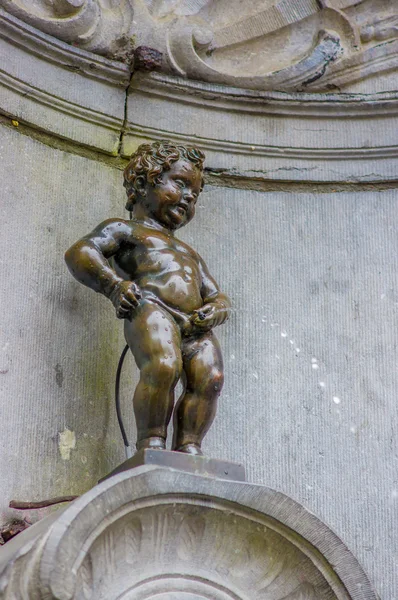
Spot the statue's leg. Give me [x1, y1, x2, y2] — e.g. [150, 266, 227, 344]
[124, 300, 182, 450]
[173, 331, 224, 455]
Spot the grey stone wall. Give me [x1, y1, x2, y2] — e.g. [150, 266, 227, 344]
[1, 124, 397, 598]
[184, 185, 398, 600]
[0, 126, 134, 515]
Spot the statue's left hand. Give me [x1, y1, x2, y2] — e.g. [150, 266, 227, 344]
[109, 280, 142, 319]
[191, 302, 229, 330]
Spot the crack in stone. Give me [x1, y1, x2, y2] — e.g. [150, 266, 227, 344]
[117, 66, 134, 157]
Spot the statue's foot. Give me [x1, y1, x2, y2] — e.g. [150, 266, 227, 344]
[176, 443, 203, 456]
[136, 436, 166, 451]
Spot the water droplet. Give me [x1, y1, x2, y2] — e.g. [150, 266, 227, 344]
[333, 396, 341, 404]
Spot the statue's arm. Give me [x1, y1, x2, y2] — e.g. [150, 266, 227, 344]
[65, 219, 140, 318]
[192, 255, 231, 328]
[65, 219, 128, 295]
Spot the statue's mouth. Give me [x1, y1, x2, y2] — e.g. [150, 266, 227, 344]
[175, 204, 188, 216]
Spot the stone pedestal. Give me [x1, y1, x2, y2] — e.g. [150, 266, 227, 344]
[0, 460, 377, 600]
[100, 448, 246, 483]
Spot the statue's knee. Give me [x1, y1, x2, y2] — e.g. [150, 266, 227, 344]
[207, 368, 224, 396]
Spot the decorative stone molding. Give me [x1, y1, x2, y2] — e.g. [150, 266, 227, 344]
[158, 0, 398, 92]
[0, 9, 130, 85]
[0, 465, 378, 599]
[0, 9, 129, 154]
[2, 0, 398, 91]
[1, 6, 398, 179]
[123, 72, 398, 182]
[0, 0, 135, 60]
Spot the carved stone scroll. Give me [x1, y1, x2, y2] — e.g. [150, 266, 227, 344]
[166, 26, 345, 91]
[1, 0, 397, 90]
[0, 0, 134, 58]
[162, 0, 398, 91]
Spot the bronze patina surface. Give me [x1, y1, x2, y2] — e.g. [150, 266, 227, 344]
[65, 141, 231, 456]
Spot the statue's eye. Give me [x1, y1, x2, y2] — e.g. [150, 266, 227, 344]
[175, 179, 185, 188]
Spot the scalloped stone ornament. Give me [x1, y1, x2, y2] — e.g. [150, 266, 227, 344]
[0, 465, 377, 600]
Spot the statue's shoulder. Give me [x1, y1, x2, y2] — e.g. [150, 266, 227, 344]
[91, 217, 132, 236]
[175, 236, 197, 255]
[99, 217, 130, 227]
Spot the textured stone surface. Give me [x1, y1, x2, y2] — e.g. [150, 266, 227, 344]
[0, 465, 377, 599]
[0, 126, 134, 522]
[2, 1, 398, 92]
[123, 72, 398, 183]
[0, 9, 129, 154]
[0, 2, 396, 597]
[2, 8, 398, 181]
[159, 0, 398, 93]
[100, 448, 246, 483]
[0, 0, 135, 59]
[0, 124, 397, 597]
[180, 183, 398, 600]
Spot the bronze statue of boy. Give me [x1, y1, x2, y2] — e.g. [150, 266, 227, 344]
[65, 141, 230, 456]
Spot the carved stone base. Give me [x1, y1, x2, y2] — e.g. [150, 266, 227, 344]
[0, 465, 377, 600]
[100, 448, 246, 483]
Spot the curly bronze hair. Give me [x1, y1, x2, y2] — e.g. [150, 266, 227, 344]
[123, 140, 205, 211]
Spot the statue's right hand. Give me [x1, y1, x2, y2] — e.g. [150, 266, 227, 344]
[109, 281, 142, 319]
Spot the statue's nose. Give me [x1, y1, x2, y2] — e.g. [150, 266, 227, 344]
[183, 190, 195, 202]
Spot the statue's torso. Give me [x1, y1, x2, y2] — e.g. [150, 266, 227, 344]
[113, 223, 203, 314]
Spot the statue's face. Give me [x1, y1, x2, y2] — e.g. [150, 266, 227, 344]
[143, 159, 203, 230]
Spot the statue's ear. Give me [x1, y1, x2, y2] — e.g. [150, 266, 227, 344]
[125, 195, 135, 212]
[134, 175, 147, 197]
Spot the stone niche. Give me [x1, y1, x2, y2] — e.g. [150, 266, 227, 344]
[0, 465, 378, 599]
[0, 1, 397, 599]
